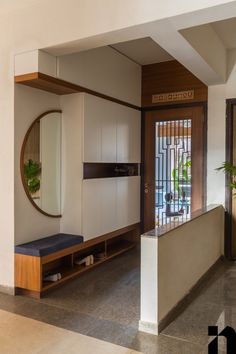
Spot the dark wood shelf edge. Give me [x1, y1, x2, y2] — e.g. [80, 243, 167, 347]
[41, 223, 140, 264]
[15, 72, 141, 111]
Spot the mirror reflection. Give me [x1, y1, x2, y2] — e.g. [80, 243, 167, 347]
[22, 111, 62, 217]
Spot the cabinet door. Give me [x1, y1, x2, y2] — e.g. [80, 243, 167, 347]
[83, 94, 116, 162]
[100, 178, 117, 234]
[129, 110, 141, 163]
[127, 176, 141, 225]
[82, 179, 102, 239]
[82, 178, 117, 240]
[117, 107, 141, 163]
[117, 176, 140, 229]
[83, 98, 102, 162]
[84, 94, 141, 163]
[101, 108, 117, 162]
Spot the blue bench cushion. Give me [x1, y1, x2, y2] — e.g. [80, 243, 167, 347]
[15, 233, 84, 257]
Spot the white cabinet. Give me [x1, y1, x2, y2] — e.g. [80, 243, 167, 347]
[82, 179, 102, 239]
[83, 95, 102, 162]
[84, 94, 117, 162]
[101, 113, 117, 162]
[117, 176, 140, 229]
[82, 178, 117, 239]
[116, 107, 141, 163]
[83, 94, 141, 163]
[82, 176, 140, 240]
[61, 93, 141, 241]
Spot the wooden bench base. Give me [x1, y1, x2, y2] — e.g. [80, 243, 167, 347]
[15, 223, 140, 298]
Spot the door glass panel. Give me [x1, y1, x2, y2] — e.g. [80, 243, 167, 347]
[155, 119, 191, 226]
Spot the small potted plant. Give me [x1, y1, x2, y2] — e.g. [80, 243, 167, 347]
[24, 159, 41, 196]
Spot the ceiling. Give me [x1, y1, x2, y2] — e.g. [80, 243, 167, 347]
[211, 18, 236, 49]
[111, 37, 173, 66]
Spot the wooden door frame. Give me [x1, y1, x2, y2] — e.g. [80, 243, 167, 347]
[140, 102, 208, 233]
[225, 99, 236, 260]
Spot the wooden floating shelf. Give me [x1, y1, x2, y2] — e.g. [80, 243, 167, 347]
[15, 72, 141, 110]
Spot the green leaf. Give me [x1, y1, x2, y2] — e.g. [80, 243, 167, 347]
[24, 159, 41, 194]
[28, 177, 40, 194]
[24, 159, 41, 179]
[216, 162, 236, 176]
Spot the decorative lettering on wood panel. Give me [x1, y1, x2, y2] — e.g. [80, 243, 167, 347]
[152, 90, 194, 103]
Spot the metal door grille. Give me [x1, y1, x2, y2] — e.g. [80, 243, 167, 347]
[155, 119, 191, 226]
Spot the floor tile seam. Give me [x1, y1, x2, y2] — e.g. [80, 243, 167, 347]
[15, 298, 140, 329]
[16, 299, 102, 325]
[160, 333, 204, 348]
[10, 307, 97, 337]
[36, 298, 105, 317]
[16, 299, 139, 333]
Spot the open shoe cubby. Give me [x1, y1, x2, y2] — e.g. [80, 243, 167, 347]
[15, 223, 140, 298]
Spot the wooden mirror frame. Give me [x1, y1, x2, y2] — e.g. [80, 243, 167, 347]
[20, 110, 62, 218]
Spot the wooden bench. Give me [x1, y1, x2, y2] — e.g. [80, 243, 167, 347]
[15, 224, 139, 298]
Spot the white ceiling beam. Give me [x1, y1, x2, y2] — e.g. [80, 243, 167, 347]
[45, 1, 236, 85]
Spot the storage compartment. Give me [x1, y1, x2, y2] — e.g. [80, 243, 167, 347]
[73, 242, 106, 266]
[42, 254, 73, 289]
[106, 231, 136, 258]
[15, 223, 139, 297]
[83, 163, 140, 179]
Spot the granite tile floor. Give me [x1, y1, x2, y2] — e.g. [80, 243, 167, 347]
[0, 309, 140, 354]
[1, 249, 236, 353]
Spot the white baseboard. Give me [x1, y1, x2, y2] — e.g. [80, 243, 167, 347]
[0, 285, 15, 296]
[138, 320, 159, 335]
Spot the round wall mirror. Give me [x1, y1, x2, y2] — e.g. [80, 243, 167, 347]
[21, 110, 62, 217]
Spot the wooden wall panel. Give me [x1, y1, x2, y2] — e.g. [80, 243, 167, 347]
[142, 60, 208, 108]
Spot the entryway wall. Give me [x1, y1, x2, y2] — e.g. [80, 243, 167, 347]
[208, 49, 236, 208]
[14, 47, 141, 246]
[0, 0, 233, 292]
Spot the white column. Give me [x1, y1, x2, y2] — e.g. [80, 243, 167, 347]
[139, 235, 159, 335]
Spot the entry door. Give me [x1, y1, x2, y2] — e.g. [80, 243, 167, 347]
[143, 106, 205, 232]
[230, 105, 236, 257]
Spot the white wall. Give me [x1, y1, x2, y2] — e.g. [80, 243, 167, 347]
[0, 0, 233, 289]
[158, 206, 224, 322]
[207, 85, 226, 205]
[207, 50, 236, 206]
[14, 85, 61, 246]
[58, 46, 141, 106]
[60, 94, 84, 235]
[140, 205, 224, 335]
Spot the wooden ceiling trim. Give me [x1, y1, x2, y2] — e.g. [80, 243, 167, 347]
[15, 72, 141, 111]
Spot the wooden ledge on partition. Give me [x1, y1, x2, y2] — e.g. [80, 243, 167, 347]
[15, 72, 141, 111]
